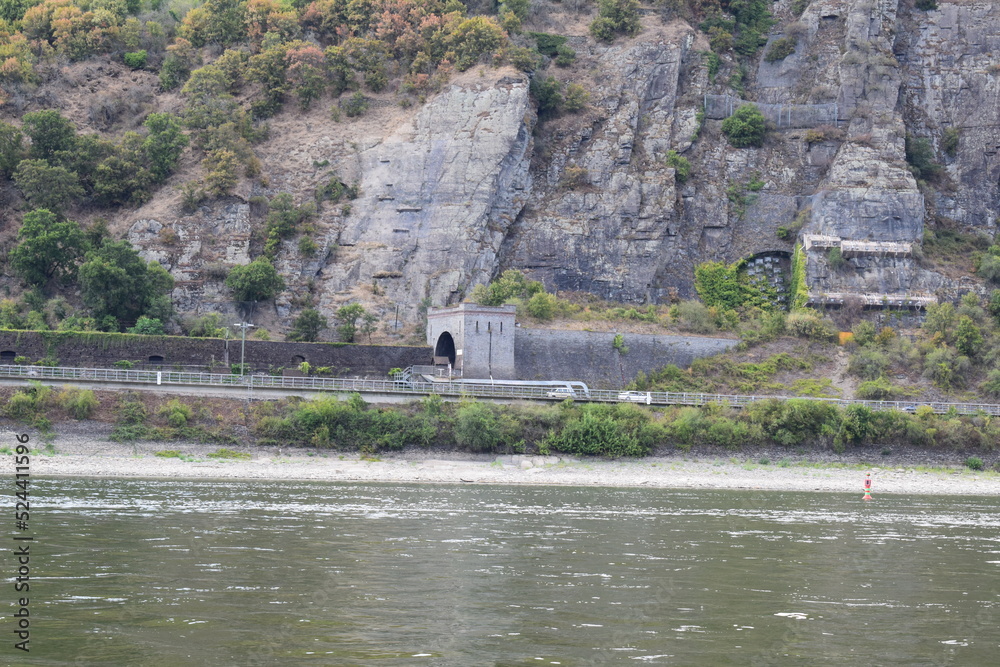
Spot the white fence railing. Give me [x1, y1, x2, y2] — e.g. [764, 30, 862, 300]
[2, 364, 999, 416]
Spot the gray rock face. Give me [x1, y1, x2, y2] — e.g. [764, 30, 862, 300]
[502, 29, 693, 304]
[128, 202, 251, 315]
[120, 5, 1000, 330]
[898, 1, 1000, 231]
[315, 72, 534, 320]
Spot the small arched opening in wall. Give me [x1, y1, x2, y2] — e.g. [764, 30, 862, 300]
[743, 251, 792, 308]
[148, 355, 165, 365]
[434, 331, 456, 367]
[292, 354, 306, 365]
[0, 351, 16, 363]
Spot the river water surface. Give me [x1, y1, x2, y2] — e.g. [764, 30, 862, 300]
[12, 479, 1000, 666]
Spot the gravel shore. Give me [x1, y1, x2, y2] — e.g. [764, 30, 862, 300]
[12, 423, 999, 496]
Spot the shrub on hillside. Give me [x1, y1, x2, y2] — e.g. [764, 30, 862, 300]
[721, 104, 767, 148]
[124, 50, 147, 69]
[225, 257, 285, 303]
[764, 36, 796, 62]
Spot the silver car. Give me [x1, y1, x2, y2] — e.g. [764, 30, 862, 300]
[617, 391, 651, 405]
[546, 388, 576, 399]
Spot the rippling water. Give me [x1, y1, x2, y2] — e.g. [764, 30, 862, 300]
[12, 479, 1000, 665]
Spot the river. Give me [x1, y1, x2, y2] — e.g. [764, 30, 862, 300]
[11, 479, 999, 666]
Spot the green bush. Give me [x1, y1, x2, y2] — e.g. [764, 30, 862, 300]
[980, 369, 1000, 397]
[905, 134, 942, 181]
[526, 292, 559, 321]
[851, 320, 877, 346]
[764, 36, 797, 62]
[977, 254, 1000, 283]
[666, 150, 692, 183]
[530, 76, 562, 116]
[6, 390, 40, 421]
[941, 127, 960, 157]
[827, 246, 845, 270]
[470, 270, 543, 306]
[546, 404, 651, 457]
[855, 377, 897, 400]
[158, 399, 193, 428]
[58, 387, 98, 419]
[127, 316, 165, 335]
[342, 92, 369, 118]
[289, 308, 329, 342]
[124, 50, 147, 70]
[554, 44, 576, 67]
[915, 0, 938, 10]
[745, 398, 839, 447]
[455, 401, 505, 453]
[530, 32, 567, 57]
[588, 0, 641, 42]
[721, 104, 767, 148]
[923, 346, 970, 390]
[225, 257, 285, 303]
[785, 309, 836, 341]
[965, 456, 984, 471]
[674, 300, 716, 334]
[848, 346, 889, 380]
[563, 83, 589, 112]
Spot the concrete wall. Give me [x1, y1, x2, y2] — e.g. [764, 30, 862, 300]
[0, 331, 430, 377]
[514, 329, 738, 389]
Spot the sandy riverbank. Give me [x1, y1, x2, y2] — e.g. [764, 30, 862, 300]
[12, 424, 999, 496]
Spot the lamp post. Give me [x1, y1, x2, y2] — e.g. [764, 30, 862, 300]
[233, 322, 255, 375]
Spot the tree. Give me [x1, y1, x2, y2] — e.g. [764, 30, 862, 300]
[142, 113, 189, 182]
[450, 16, 506, 71]
[202, 149, 241, 196]
[470, 270, 543, 306]
[0, 121, 24, 177]
[530, 75, 562, 116]
[92, 134, 155, 206]
[334, 303, 366, 342]
[22, 110, 77, 162]
[9, 209, 86, 287]
[285, 44, 326, 110]
[905, 134, 942, 181]
[721, 104, 767, 148]
[225, 257, 285, 302]
[13, 159, 84, 212]
[360, 311, 378, 342]
[289, 308, 328, 342]
[955, 315, 983, 358]
[589, 0, 641, 42]
[78, 240, 175, 327]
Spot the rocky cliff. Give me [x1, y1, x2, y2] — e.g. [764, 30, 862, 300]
[104, 2, 1000, 331]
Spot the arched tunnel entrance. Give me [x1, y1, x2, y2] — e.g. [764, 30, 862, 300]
[434, 331, 456, 366]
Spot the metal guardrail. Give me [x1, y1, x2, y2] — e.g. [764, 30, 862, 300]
[2, 364, 1000, 416]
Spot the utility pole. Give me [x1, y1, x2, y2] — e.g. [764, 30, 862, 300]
[233, 322, 255, 375]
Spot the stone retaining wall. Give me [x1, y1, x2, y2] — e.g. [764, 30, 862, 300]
[514, 329, 739, 389]
[0, 331, 430, 377]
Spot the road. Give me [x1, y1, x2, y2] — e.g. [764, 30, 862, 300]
[2, 364, 999, 416]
